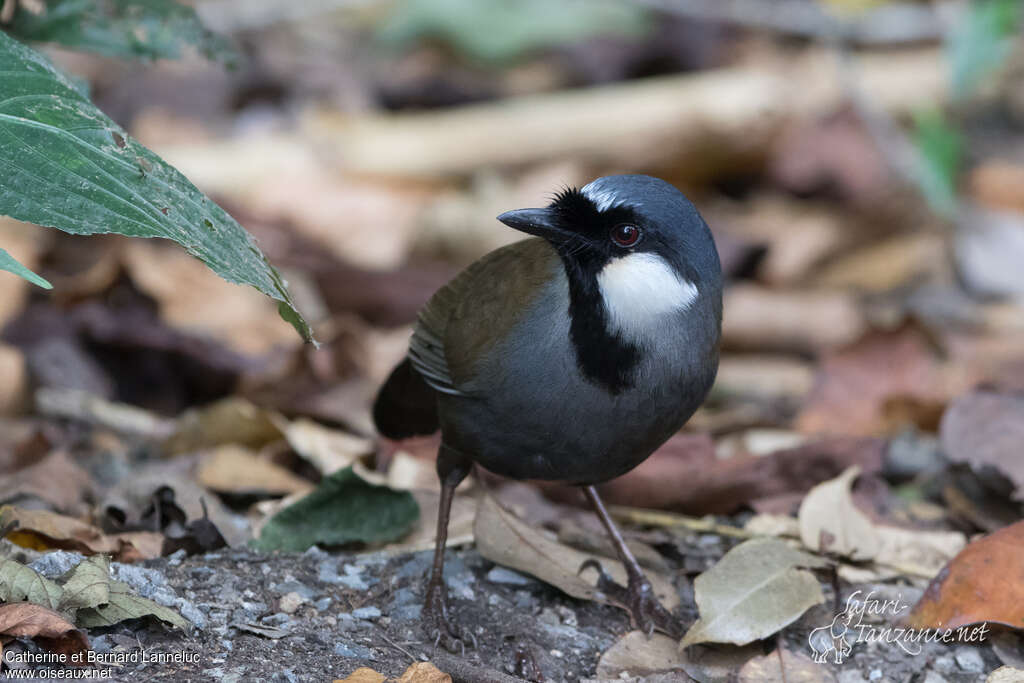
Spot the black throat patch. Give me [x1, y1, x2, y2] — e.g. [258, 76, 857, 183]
[550, 188, 641, 394]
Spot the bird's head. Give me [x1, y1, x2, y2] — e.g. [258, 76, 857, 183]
[498, 174, 722, 337]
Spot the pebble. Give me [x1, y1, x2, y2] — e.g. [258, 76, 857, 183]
[352, 606, 381, 620]
[279, 592, 306, 614]
[954, 647, 985, 673]
[314, 597, 332, 612]
[333, 642, 374, 659]
[166, 549, 187, 566]
[275, 580, 316, 600]
[869, 669, 882, 681]
[28, 550, 84, 578]
[486, 567, 534, 586]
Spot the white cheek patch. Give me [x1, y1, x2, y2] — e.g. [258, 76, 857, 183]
[597, 252, 698, 337]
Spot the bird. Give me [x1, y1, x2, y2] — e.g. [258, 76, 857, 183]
[373, 174, 722, 647]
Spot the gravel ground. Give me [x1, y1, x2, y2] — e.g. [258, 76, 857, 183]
[0, 540, 1012, 682]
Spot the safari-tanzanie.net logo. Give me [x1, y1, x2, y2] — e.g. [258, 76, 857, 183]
[808, 590, 989, 664]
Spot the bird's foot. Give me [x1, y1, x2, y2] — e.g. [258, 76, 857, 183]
[579, 559, 682, 639]
[422, 581, 477, 654]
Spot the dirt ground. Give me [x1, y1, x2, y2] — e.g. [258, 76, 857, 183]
[0, 535, 1010, 682]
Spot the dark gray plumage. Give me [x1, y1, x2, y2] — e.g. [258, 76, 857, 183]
[373, 174, 723, 645]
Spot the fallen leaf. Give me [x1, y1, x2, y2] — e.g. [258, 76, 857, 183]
[677, 644, 764, 683]
[798, 466, 880, 561]
[954, 205, 1024, 298]
[596, 631, 686, 677]
[0, 557, 63, 610]
[906, 520, 1024, 630]
[0, 450, 96, 517]
[738, 648, 836, 682]
[162, 499, 228, 556]
[122, 240, 298, 355]
[381, 489, 476, 554]
[812, 233, 945, 293]
[474, 494, 679, 611]
[76, 580, 189, 630]
[197, 445, 312, 496]
[680, 538, 829, 649]
[593, 436, 884, 515]
[58, 556, 111, 613]
[0, 343, 26, 414]
[233, 622, 289, 639]
[0, 505, 119, 555]
[941, 391, 1024, 500]
[163, 397, 282, 455]
[872, 525, 966, 578]
[277, 417, 371, 476]
[796, 327, 952, 436]
[0, 602, 88, 657]
[396, 662, 452, 683]
[253, 466, 419, 552]
[335, 668, 387, 683]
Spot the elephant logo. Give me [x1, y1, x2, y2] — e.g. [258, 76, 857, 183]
[808, 612, 855, 664]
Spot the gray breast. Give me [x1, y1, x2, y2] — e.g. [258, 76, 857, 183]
[437, 268, 719, 485]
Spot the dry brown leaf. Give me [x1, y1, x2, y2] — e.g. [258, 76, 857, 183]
[738, 648, 836, 683]
[163, 398, 282, 455]
[812, 233, 945, 293]
[334, 668, 388, 683]
[473, 494, 678, 611]
[0, 344, 26, 415]
[0, 602, 88, 657]
[906, 520, 1024, 630]
[197, 445, 312, 496]
[969, 160, 1024, 213]
[872, 525, 965, 578]
[0, 450, 95, 517]
[396, 662, 452, 683]
[796, 327, 951, 436]
[798, 466, 880, 561]
[988, 667, 1024, 683]
[713, 355, 815, 402]
[722, 284, 866, 353]
[122, 240, 297, 355]
[941, 391, 1024, 500]
[277, 417, 371, 476]
[596, 631, 686, 678]
[0, 505, 119, 555]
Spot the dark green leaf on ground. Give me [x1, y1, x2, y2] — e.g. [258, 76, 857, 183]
[253, 467, 420, 553]
[0, 32, 312, 342]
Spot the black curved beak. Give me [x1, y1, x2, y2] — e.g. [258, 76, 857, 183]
[497, 208, 572, 244]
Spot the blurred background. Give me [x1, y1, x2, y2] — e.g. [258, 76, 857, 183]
[2, 0, 1023, 520]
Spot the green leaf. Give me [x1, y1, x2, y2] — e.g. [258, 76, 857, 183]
[0, 33, 313, 343]
[376, 0, 650, 64]
[912, 109, 962, 217]
[58, 555, 110, 613]
[0, 557, 64, 610]
[0, 247, 51, 288]
[948, 0, 1022, 100]
[253, 467, 419, 553]
[4, 0, 236, 63]
[75, 580, 189, 629]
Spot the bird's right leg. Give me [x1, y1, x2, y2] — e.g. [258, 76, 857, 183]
[422, 443, 472, 652]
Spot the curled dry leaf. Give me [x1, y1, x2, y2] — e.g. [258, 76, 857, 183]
[0, 602, 88, 657]
[0, 506, 163, 562]
[906, 520, 1024, 630]
[473, 494, 678, 611]
[277, 417, 372, 476]
[798, 466, 880, 561]
[738, 648, 836, 683]
[680, 538, 829, 649]
[941, 391, 1024, 501]
[163, 397, 282, 455]
[75, 580, 190, 630]
[58, 556, 111, 613]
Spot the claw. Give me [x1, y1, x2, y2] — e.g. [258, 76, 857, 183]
[422, 580, 476, 653]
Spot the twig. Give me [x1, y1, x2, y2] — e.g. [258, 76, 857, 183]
[375, 627, 418, 665]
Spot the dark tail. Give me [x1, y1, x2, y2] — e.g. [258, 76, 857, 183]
[372, 357, 439, 438]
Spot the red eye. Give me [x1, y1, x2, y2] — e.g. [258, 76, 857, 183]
[610, 224, 641, 247]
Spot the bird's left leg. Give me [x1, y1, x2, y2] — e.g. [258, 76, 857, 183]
[581, 485, 682, 638]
